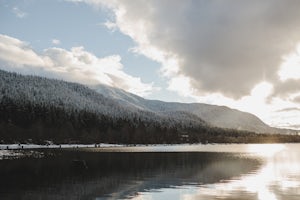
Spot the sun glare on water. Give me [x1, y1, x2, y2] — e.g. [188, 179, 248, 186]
[127, 144, 300, 200]
[247, 144, 286, 157]
[182, 144, 297, 200]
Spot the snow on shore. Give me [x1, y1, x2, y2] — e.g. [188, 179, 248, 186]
[0, 143, 124, 150]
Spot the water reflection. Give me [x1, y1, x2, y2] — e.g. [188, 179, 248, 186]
[0, 144, 300, 200]
[0, 150, 260, 200]
[178, 144, 300, 200]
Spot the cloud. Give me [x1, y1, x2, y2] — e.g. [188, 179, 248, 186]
[278, 45, 300, 81]
[0, 34, 155, 97]
[0, 34, 50, 67]
[276, 107, 300, 113]
[75, 0, 300, 99]
[52, 39, 61, 45]
[12, 7, 27, 18]
[103, 21, 118, 31]
[283, 124, 300, 129]
[292, 96, 300, 104]
[271, 79, 300, 99]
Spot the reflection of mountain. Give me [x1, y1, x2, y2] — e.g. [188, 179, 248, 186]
[0, 150, 262, 199]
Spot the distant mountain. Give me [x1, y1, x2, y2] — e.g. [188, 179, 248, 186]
[93, 84, 290, 134]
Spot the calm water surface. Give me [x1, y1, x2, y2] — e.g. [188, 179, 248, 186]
[0, 143, 300, 200]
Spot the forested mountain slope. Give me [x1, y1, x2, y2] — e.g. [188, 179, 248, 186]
[0, 70, 208, 143]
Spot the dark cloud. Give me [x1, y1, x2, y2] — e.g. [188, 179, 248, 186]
[272, 79, 300, 98]
[108, 0, 300, 98]
[293, 96, 300, 104]
[276, 107, 300, 112]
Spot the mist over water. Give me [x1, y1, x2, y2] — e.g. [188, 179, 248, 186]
[0, 144, 299, 200]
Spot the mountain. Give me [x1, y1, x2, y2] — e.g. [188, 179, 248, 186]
[1, 69, 297, 144]
[93, 84, 287, 134]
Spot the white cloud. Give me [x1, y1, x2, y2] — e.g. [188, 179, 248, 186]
[12, 7, 27, 18]
[0, 34, 155, 97]
[103, 21, 117, 31]
[167, 75, 195, 98]
[278, 43, 300, 81]
[52, 39, 61, 45]
[0, 34, 50, 67]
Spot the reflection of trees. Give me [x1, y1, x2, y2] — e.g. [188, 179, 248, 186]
[0, 150, 262, 199]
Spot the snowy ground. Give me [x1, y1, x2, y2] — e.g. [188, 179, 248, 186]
[0, 143, 209, 160]
[0, 143, 126, 160]
[0, 150, 24, 159]
[0, 143, 125, 150]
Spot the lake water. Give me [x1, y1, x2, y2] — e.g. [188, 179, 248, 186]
[0, 143, 300, 200]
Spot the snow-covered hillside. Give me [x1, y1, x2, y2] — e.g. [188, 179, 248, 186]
[0, 69, 206, 131]
[93, 84, 288, 134]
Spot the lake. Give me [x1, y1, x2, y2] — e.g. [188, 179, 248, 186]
[0, 143, 300, 199]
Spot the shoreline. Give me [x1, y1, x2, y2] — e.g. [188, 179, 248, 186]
[1, 143, 297, 160]
[0, 143, 125, 150]
[1, 142, 299, 150]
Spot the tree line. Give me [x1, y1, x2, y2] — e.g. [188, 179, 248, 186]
[1, 96, 300, 144]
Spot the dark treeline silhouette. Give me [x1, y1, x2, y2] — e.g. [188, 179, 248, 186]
[0, 96, 200, 144]
[1, 97, 300, 144]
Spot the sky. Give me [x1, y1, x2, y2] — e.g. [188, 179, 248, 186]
[1, 0, 300, 129]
